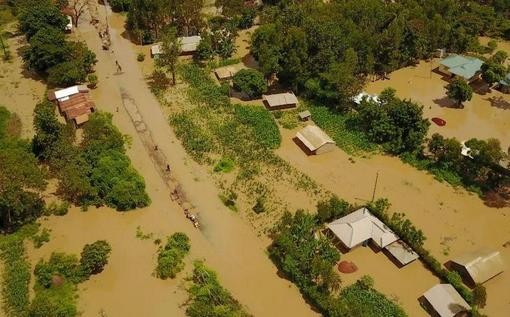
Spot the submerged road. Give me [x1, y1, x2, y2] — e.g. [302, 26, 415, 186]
[74, 7, 319, 317]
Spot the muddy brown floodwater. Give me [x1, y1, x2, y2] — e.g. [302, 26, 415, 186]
[277, 127, 510, 316]
[15, 8, 320, 317]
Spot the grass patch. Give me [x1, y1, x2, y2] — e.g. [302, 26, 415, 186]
[308, 103, 378, 155]
[274, 110, 299, 129]
[213, 157, 235, 173]
[185, 261, 251, 317]
[233, 104, 281, 149]
[0, 223, 39, 317]
[135, 226, 154, 240]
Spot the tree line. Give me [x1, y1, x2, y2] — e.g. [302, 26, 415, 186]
[252, 0, 510, 108]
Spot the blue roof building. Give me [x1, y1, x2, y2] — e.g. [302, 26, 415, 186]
[439, 55, 484, 82]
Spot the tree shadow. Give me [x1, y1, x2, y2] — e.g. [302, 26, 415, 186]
[433, 96, 462, 109]
[486, 96, 510, 110]
[470, 79, 490, 95]
[241, 53, 258, 69]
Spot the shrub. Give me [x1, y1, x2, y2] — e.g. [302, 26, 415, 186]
[34, 252, 83, 288]
[186, 261, 251, 317]
[213, 157, 235, 173]
[137, 52, 145, 62]
[155, 233, 190, 279]
[316, 196, 350, 224]
[29, 283, 77, 317]
[232, 69, 267, 99]
[32, 228, 51, 248]
[238, 8, 256, 29]
[252, 197, 265, 214]
[80, 240, 112, 276]
[87, 74, 98, 89]
[110, 0, 131, 12]
[47, 61, 86, 87]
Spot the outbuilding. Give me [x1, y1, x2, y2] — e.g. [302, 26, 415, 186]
[48, 85, 95, 127]
[298, 110, 311, 121]
[214, 65, 238, 81]
[422, 284, 470, 317]
[450, 249, 504, 285]
[295, 125, 335, 155]
[498, 73, 510, 93]
[180, 35, 201, 54]
[385, 240, 419, 267]
[326, 207, 399, 249]
[262, 92, 298, 110]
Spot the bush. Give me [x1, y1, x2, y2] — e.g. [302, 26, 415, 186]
[186, 261, 251, 317]
[214, 157, 235, 173]
[110, 0, 131, 12]
[252, 197, 265, 214]
[155, 233, 190, 279]
[47, 61, 86, 87]
[316, 196, 350, 223]
[79, 240, 112, 276]
[137, 52, 145, 62]
[32, 228, 50, 248]
[44, 201, 70, 216]
[87, 74, 98, 89]
[238, 8, 256, 29]
[232, 69, 267, 99]
[34, 252, 83, 288]
[29, 283, 77, 317]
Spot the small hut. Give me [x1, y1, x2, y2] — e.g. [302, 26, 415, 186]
[298, 110, 311, 121]
[450, 249, 504, 285]
[214, 66, 238, 81]
[422, 284, 470, 317]
[179, 35, 201, 55]
[262, 92, 298, 110]
[498, 73, 510, 93]
[295, 125, 335, 155]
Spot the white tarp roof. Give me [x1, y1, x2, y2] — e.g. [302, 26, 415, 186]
[65, 16, 73, 31]
[327, 208, 399, 249]
[452, 249, 505, 284]
[179, 35, 201, 53]
[296, 125, 335, 152]
[423, 284, 470, 317]
[263, 92, 298, 108]
[151, 43, 163, 56]
[353, 92, 379, 105]
[55, 86, 80, 100]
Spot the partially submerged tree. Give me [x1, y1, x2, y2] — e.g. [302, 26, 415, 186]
[69, 0, 88, 27]
[446, 78, 473, 107]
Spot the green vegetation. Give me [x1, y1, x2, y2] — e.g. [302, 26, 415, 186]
[446, 78, 473, 106]
[269, 210, 406, 316]
[155, 232, 190, 279]
[80, 240, 112, 276]
[214, 157, 235, 173]
[0, 224, 39, 317]
[18, 0, 96, 86]
[273, 109, 299, 130]
[252, 0, 509, 108]
[135, 225, 154, 240]
[110, 0, 131, 12]
[33, 101, 150, 210]
[0, 106, 47, 232]
[233, 104, 281, 149]
[185, 261, 251, 317]
[44, 201, 69, 216]
[316, 195, 350, 224]
[32, 228, 50, 249]
[232, 69, 267, 99]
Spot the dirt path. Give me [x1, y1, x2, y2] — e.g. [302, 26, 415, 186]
[277, 128, 510, 316]
[47, 7, 319, 317]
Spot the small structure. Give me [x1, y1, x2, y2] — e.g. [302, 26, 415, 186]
[65, 16, 73, 33]
[326, 207, 399, 249]
[438, 55, 483, 83]
[498, 73, 510, 93]
[353, 92, 379, 105]
[150, 43, 163, 58]
[214, 65, 238, 81]
[422, 284, 470, 317]
[450, 249, 505, 285]
[460, 141, 473, 159]
[385, 240, 419, 266]
[295, 125, 335, 155]
[179, 35, 201, 54]
[48, 85, 95, 126]
[262, 92, 298, 110]
[298, 110, 312, 121]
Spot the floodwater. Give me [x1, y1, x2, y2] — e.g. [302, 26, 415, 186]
[277, 128, 510, 316]
[365, 57, 510, 150]
[9, 9, 319, 317]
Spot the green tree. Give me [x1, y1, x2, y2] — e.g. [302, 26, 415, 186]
[472, 284, 487, 308]
[195, 34, 214, 61]
[155, 232, 190, 279]
[47, 61, 87, 87]
[80, 240, 112, 276]
[316, 196, 350, 224]
[22, 27, 70, 73]
[157, 27, 181, 85]
[481, 62, 507, 87]
[18, 0, 67, 39]
[446, 78, 473, 106]
[232, 69, 267, 99]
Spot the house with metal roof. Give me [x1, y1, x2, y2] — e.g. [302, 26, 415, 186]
[326, 207, 399, 249]
[47, 85, 95, 127]
[450, 249, 505, 285]
[422, 284, 470, 317]
[263, 92, 299, 110]
[498, 73, 510, 93]
[295, 125, 335, 155]
[438, 55, 484, 82]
